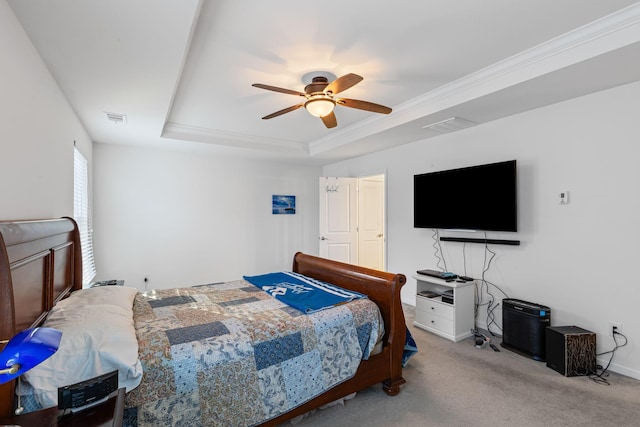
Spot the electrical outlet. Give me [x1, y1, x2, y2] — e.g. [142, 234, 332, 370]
[608, 321, 621, 337]
[559, 191, 569, 204]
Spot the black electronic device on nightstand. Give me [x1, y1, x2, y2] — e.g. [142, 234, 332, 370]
[91, 279, 124, 287]
[1, 388, 125, 427]
[441, 289, 454, 305]
[58, 370, 119, 410]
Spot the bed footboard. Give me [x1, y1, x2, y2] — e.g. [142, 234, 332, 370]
[257, 252, 407, 425]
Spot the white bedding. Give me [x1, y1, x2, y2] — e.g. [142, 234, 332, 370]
[22, 286, 143, 408]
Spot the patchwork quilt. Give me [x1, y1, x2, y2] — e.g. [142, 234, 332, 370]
[123, 279, 383, 427]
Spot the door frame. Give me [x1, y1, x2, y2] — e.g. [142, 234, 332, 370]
[319, 170, 387, 270]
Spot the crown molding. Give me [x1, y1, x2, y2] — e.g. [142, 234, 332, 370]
[162, 122, 308, 154]
[309, 3, 640, 156]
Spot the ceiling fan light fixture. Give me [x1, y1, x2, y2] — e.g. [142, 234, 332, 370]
[253, 73, 391, 128]
[304, 96, 335, 118]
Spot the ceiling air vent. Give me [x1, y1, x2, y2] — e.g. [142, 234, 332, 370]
[105, 112, 127, 125]
[422, 117, 476, 133]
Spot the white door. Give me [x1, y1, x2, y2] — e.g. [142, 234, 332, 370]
[358, 175, 385, 270]
[319, 177, 358, 264]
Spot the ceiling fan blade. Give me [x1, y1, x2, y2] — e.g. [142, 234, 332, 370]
[262, 103, 304, 120]
[321, 111, 337, 128]
[252, 83, 306, 97]
[336, 98, 392, 114]
[324, 73, 363, 95]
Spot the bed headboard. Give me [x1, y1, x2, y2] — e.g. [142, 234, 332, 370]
[0, 218, 83, 417]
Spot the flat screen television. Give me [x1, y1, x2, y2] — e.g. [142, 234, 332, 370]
[414, 160, 517, 232]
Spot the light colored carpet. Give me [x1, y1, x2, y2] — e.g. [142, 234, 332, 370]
[288, 305, 640, 427]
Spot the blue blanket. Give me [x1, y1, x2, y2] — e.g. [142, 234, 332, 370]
[403, 327, 418, 367]
[243, 271, 366, 314]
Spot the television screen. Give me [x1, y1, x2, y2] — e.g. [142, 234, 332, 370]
[413, 160, 517, 232]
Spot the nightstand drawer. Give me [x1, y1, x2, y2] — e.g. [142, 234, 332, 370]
[416, 309, 454, 334]
[416, 296, 454, 320]
[0, 388, 125, 427]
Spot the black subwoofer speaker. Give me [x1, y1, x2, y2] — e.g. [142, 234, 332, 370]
[546, 326, 596, 376]
[501, 298, 551, 361]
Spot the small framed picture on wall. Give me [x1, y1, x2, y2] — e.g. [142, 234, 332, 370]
[272, 195, 296, 214]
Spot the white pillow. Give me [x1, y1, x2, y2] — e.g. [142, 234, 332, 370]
[24, 303, 143, 408]
[52, 286, 138, 312]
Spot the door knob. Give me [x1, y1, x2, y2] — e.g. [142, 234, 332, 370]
[320, 236, 328, 240]
[377, 234, 383, 238]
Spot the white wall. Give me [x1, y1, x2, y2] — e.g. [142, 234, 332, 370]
[0, 1, 92, 220]
[323, 81, 640, 379]
[5, 0, 637, 379]
[93, 143, 321, 290]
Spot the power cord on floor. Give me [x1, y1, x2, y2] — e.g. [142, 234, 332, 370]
[589, 329, 628, 385]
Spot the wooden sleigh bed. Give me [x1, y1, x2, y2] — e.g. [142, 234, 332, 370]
[0, 218, 407, 425]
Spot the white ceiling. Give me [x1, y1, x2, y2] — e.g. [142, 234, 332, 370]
[9, 0, 640, 164]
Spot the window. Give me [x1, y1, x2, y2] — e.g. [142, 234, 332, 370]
[74, 148, 97, 285]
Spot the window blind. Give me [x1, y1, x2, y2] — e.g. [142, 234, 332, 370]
[74, 148, 97, 285]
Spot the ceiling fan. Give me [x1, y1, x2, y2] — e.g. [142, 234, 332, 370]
[252, 73, 392, 128]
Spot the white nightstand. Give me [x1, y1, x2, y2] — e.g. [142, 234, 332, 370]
[413, 274, 475, 342]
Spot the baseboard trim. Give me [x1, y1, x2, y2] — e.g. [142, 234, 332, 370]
[598, 357, 640, 380]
